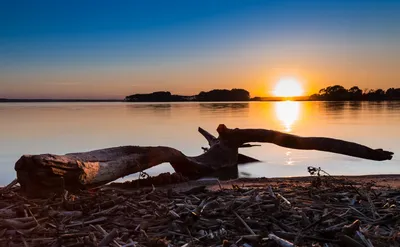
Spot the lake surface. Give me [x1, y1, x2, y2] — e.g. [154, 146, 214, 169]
[1, 101, 399, 185]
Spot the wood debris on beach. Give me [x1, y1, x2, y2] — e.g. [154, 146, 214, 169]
[1, 169, 400, 247]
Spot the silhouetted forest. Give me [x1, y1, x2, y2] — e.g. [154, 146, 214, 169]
[3, 86, 399, 103]
[125, 86, 400, 102]
[197, 89, 250, 101]
[310, 85, 400, 101]
[0, 99, 121, 102]
[124, 91, 188, 102]
[124, 89, 250, 102]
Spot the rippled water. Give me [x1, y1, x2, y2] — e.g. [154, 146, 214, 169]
[1, 101, 399, 184]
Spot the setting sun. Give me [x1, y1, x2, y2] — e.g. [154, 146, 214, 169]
[273, 78, 304, 97]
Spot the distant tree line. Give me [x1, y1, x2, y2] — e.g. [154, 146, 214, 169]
[124, 88, 250, 102]
[124, 91, 187, 102]
[197, 89, 250, 101]
[310, 85, 400, 101]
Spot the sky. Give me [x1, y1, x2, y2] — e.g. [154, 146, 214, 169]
[0, 0, 399, 99]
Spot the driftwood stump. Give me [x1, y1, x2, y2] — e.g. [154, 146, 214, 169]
[15, 124, 393, 196]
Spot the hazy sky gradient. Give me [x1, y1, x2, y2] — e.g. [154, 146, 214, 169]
[1, 0, 399, 99]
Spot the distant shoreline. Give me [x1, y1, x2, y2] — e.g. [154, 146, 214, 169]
[2, 85, 399, 103]
[0, 99, 123, 103]
[1, 98, 400, 103]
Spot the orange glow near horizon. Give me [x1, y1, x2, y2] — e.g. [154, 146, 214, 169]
[273, 78, 304, 97]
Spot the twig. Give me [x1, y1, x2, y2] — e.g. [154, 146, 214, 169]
[65, 217, 107, 228]
[26, 206, 39, 227]
[267, 216, 295, 233]
[92, 224, 107, 235]
[268, 233, 296, 247]
[302, 210, 334, 232]
[98, 228, 118, 246]
[233, 211, 255, 235]
[120, 241, 137, 247]
[59, 232, 90, 238]
[356, 231, 374, 247]
[277, 193, 291, 208]
[92, 205, 119, 216]
[21, 235, 29, 247]
[0, 219, 37, 229]
[0, 179, 18, 192]
[268, 185, 277, 199]
[365, 191, 379, 219]
[349, 206, 370, 220]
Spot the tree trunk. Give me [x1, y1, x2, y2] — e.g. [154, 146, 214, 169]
[15, 124, 393, 196]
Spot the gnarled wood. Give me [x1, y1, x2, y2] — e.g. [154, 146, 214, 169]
[216, 124, 393, 161]
[15, 146, 200, 195]
[15, 124, 393, 196]
[198, 127, 260, 164]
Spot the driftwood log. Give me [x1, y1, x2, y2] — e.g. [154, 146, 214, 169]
[15, 124, 393, 196]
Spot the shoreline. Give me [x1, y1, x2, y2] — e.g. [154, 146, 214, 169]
[106, 174, 400, 193]
[1, 173, 400, 189]
[1, 173, 400, 246]
[1, 99, 400, 103]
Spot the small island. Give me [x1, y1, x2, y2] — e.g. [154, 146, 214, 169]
[124, 88, 250, 102]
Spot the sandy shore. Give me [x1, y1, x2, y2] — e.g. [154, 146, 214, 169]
[214, 174, 400, 189]
[108, 174, 400, 193]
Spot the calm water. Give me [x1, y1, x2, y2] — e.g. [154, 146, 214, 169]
[1, 101, 399, 185]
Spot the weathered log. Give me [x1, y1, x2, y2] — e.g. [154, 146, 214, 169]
[15, 124, 393, 196]
[216, 124, 393, 161]
[15, 146, 203, 195]
[198, 126, 260, 164]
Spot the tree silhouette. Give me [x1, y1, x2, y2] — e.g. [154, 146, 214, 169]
[311, 85, 400, 101]
[125, 89, 250, 102]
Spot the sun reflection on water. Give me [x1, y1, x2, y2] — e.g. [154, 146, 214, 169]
[285, 151, 294, 165]
[275, 101, 301, 132]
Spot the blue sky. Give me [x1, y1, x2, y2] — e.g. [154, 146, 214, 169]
[1, 0, 399, 98]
